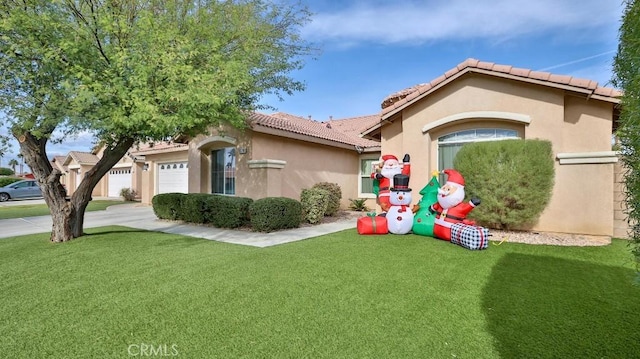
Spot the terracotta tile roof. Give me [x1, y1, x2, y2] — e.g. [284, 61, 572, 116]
[250, 112, 381, 149]
[64, 151, 99, 166]
[381, 58, 622, 118]
[326, 114, 381, 136]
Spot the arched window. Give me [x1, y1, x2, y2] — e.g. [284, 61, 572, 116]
[438, 128, 519, 173]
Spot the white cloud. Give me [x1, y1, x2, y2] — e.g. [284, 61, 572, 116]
[303, 0, 622, 45]
[47, 130, 97, 158]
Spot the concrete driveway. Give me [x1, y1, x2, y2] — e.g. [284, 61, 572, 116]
[0, 203, 158, 239]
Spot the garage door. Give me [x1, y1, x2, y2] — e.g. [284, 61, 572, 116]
[108, 167, 132, 197]
[158, 161, 188, 194]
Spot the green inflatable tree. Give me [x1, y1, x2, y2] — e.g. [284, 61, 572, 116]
[412, 172, 441, 237]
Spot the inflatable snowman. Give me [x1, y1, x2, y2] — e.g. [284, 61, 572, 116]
[387, 174, 414, 235]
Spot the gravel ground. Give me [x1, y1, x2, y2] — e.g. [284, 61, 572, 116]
[342, 211, 611, 247]
[489, 229, 611, 247]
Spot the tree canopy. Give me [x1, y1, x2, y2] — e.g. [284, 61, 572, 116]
[0, 0, 315, 242]
[612, 0, 640, 270]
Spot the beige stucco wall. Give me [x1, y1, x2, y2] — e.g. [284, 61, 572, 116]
[385, 73, 618, 236]
[251, 132, 361, 209]
[65, 164, 106, 197]
[183, 127, 365, 209]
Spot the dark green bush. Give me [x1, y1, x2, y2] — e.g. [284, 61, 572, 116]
[151, 193, 187, 220]
[250, 197, 302, 232]
[203, 195, 253, 228]
[181, 193, 213, 223]
[312, 182, 342, 216]
[0, 168, 14, 176]
[0, 177, 22, 187]
[301, 187, 330, 224]
[454, 139, 554, 230]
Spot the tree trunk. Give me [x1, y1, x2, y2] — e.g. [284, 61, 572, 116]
[15, 131, 134, 242]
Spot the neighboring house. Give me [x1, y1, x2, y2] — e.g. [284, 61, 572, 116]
[92, 146, 145, 198]
[131, 142, 189, 204]
[361, 58, 624, 238]
[62, 151, 102, 197]
[135, 113, 381, 208]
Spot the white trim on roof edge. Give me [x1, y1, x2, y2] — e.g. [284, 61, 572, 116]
[422, 111, 531, 133]
[556, 151, 619, 165]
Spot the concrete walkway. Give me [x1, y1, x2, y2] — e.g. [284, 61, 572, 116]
[0, 203, 357, 248]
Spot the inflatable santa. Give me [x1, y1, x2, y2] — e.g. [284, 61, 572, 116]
[371, 154, 410, 214]
[429, 169, 481, 241]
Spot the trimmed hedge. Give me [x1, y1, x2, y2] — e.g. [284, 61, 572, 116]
[181, 193, 213, 224]
[454, 139, 555, 230]
[250, 197, 302, 232]
[204, 195, 253, 228]
[301, 187, 330, 224]
[312, 182, 342, 216]
[0, 177, 23, 187]
[152, 193, 254, 228]
[151, 193, 187, 220]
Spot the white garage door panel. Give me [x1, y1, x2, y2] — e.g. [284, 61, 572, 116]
[158, 162, 188, 194]
[108, 168, 132, 197]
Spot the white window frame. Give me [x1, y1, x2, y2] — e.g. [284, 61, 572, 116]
[437, 128, 520, 176]
[358, 155, 379, 199]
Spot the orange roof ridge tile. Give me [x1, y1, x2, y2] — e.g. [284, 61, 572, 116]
[381, 58, 621, 116]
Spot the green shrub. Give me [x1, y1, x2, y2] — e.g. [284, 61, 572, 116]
[0, 168, 14, 176]
[312, 182, 342, 216]
[0, 177, 22, 187]
[349, 198, 369, 212]
[119, 188, 137, 201]
[250, 197, 302, 232]
[203, 195, 253, 228]
[454, 139, 554, 230]
[151, 193, 187, 220]
[300, 187, 330, 224]
[181, 194, 213, 223]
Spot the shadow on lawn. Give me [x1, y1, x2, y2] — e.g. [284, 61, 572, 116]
[482, 253, 640, 358]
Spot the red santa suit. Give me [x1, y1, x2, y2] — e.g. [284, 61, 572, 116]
[429, 169, 478, 241]
[371, 154, 410, 213]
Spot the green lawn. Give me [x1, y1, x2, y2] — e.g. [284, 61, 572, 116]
[0, 227, 637, 358]
[0, 200, 126, 219]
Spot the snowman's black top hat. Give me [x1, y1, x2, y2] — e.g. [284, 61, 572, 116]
[391, 174, 411, 192]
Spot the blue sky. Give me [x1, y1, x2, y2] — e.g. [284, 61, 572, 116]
[0, 0, 624, 165]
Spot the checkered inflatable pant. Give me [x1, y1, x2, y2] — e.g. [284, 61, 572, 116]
[450, 223, 489, 250]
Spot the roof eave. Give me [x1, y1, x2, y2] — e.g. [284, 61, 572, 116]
[252, 124, 369, 152]
[380, 67, 622, 123]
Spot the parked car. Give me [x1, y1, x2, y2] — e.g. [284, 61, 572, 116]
[0, 179, 43, 202]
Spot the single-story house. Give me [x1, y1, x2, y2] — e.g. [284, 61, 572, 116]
[361, 58, 624, 238]
[55, 57, 629, 239]
[62, 151, 101, 197]
[135, 113, 382, 208]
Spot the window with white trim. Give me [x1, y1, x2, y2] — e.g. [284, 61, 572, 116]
[438, 128, 519, 180]
[359, 156, 379, 198]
